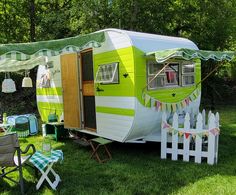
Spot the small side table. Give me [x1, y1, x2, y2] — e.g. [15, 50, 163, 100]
[29, 150, 63, 190]
[90, 137, 113, 163]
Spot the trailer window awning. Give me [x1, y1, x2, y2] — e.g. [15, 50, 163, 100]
[0, 31, 105, 61]
[146, 48, 235, 63]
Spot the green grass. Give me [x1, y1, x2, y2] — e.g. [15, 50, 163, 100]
[1, 105, 236, 195]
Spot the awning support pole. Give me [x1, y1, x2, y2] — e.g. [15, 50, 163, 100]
[196, 62, 223, 87]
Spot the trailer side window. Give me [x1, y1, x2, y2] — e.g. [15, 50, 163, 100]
[182, 61, 195, 86]
[95, 62, 119, 84]
[147, 61, 165, 89]
[147, 61, 179, 89]
[147, 60, 194, 89]
[165, 63, 179, 86]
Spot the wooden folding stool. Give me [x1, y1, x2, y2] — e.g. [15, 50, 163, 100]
[89, 137, 113, 163]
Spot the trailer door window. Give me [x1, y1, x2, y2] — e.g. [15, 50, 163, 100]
[95, 62, 119, 84]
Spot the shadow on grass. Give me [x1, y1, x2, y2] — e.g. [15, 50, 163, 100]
[3, 105, 236, 195]
[0, 167, 38, 195]
[44, 129, 236, 195]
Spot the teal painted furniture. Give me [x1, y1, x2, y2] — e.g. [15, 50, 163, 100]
[45, 122, 68, 141]
[7, 114, 38, 136]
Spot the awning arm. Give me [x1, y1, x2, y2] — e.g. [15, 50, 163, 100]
[196, 62, 223, 88]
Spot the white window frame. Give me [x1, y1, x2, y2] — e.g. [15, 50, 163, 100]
[164, 63, 179, 87]
[181, 61, 195, 86]
[147, 60, 195, 90]
[95, 62, 119, 84]
[147, 60, 165, 89]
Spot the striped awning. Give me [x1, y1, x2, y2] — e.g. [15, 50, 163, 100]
[0, 56, 47, 72]
[146, 48, 235, 63]
[0, 31, 105, 61]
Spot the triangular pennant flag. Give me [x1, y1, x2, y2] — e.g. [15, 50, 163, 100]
[159, 103, 162, 112]
[172, 103, 177, 112]
[192, 133, 196, 140]
[173, 129, 178, 135]
[178, 131, 183, 137]
[177, 102, 182, 109]
[209, 128, 220, 136]
[185, 132, 190, 139]
[193, 90, 197, 98]
[150, 98, 155, 107]
[185, 98, 190, 106]
[142, 92, 145, 100]
[166, 103, 171, 112]
[188, 97, 192, 103]
[155, 101, 160, 110]
[162, 103, 166, 112]
[196, 88, 200, 96]
[168, 129, 172, 134]
[182, 100, 186, 108]
[162, 122, 170, 129]
[204, 132, 209, 137]
[145, 94, 151, 107]
[197, 132, 203, 138]
[190, 94, 195, 101]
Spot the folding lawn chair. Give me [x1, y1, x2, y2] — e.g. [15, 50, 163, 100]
[0, 133, 36, 194]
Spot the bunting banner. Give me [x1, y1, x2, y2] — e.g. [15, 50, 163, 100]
[143, 88, 200, 112]
[162, 121, 220, 138]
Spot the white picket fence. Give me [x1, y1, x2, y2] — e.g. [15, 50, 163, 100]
[161, 110, 220, 165]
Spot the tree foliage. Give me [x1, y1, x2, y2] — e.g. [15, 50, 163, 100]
[0, 0, 236, 114]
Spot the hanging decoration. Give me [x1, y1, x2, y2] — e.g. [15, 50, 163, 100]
[162, 121, 220, 138]
[22, 70, 33, 87]
[2, 72, 16, 93]
[143, 88, 200, 112]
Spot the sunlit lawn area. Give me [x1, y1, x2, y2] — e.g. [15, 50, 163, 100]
[1, 105, 236, 195]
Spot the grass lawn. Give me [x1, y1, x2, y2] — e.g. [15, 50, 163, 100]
[1, 105, 236, 195]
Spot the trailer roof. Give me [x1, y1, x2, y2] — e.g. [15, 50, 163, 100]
[101, 28, 199, 53]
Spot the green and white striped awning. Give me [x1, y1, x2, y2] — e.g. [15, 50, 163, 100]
[0, 56, 47, 72]
[0, 31, 105, 61]
[146, 48, 235, 63]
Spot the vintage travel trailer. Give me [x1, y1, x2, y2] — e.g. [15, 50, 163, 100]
[36, 29, 203, 143]
[0, 28, 234, 143]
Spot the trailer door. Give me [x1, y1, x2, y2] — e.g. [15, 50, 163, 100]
[61, 53, 81, 129]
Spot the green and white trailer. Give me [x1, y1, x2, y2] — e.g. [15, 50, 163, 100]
[0, 28, 234, 143]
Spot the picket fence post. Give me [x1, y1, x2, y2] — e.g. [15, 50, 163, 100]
[183, 113, 190, 162]
[207, 113, 216, 165]
[195, 113, 203, 163]
[172, 113, 178, 160]
[161, 112, 167, 159]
